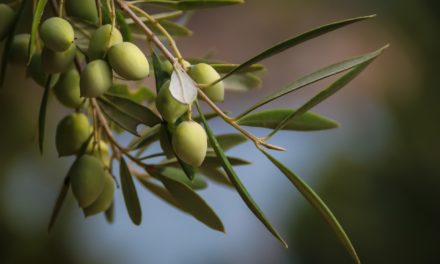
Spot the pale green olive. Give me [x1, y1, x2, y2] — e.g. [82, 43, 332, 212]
[9, 34, 30, 65]
[69, 155, 106, 208]
[56, 113, 91, 156]
[0, 4, 15, 41]
[88, 24, 123, 60]
[65, 0, 99, 24]
[172, 121, 207, 167]
[80, 60, 112, 97]
[108, 42, 149, 80]
[155, 80, 188, 123]
[41, 44, 76, 73]
[189, 63, 224, 102]
[83, 172, 115, 216]
[53, 69, 83, 108]
[39, 17, 74, 52]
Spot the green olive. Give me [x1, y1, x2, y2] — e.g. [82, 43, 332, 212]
[108, 42, 149, 80]
[80, 60, 112, 97]
[0, 4, 15, 41]
[155, 80, 188, 123]
[53, 69, 83, 108]
[69, 155, 106, 208]
[41, 44, 76, 74]
[56, 113, 91, 156]
[172, 121, 207, 167]
[9, 34, 30, 65]
[83, 172, 114, 216]
[87, 140, 111, 168]
[65, 0, 98, 24]
[189, 63, 224, 102]
[39, 17, 74, 52]
[162, 60, 191, 74]
[88, 24, 123, 60]
[159, 125, 174, 159]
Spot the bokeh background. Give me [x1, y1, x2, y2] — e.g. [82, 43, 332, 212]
[1, 0, 439, 263]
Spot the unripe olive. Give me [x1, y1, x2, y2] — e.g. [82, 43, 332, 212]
[0, 4, 15, 41]
[39, 17, 74, 52]
[83, 172, 114, 216]
[9, 34, 30, 65]
[189, 63, 224, 102]
[156, 81, 188, 123]
[41, 44, 76, 73]
[80, 60, 112, 97]
[65, 0, 98, 24]
[108, 42, 149, 80]
[159, 125, 174, 159]
[53, 69, 83, 108]
[172, 121, 207, 167]
[56, 113, 91, 156]
[69, 155, 106, 208]
[162, 60, 191, 74]
[88, 24, 123, 61]
[87, 140, 111, 168]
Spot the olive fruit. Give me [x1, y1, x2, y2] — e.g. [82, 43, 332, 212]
[41, 44, 76, 73]
[108, 42, 149, 80]
[65, 0, 98, 24]
[83, 172, 114, 216]
[189, 63, 224, 102]
[88, 24, 123, 60]
[159, 125, 174, 159]
[39, 17, 74, 52]
[87, 140, 111, 168]
[0, 4, 15, 41]
[9, 34, 30, 64]
[172, 121, 207, 167]
[162, 60, 191, 74]
[53, 69, 83, 108]
[155, 81, 188, 123]
[56, 113, 91, 156]
[80, 60, 112, 97]
[69, 155, 106, 208]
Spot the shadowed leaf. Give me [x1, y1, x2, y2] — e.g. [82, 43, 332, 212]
[27, 0, 47, 64]
[38, 75, 52, 154]
[120, 157, 142, 225]
[48, 175, 70, 231]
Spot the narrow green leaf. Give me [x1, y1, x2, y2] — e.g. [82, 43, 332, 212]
[214, 134, 247, 151]
[151, 11, 183, 20]
[116, 10, 132, 42]
[138, 0, 243, 10]
[237, 108, 339, 131]
[224, 72, 261, 91]
[238, 45, 388, 118]
[211, 63, 265, 74]
[195, 102, 288, 247]
[98, 98, 140, 135]
[120, 157, 142, 225]
[129, 124, 161, 150]
[27, 0, 47, 64]
[199, 168, 233, 188]
[38, 75, 52, 154]
[154, 167, 208, 190]
[151, 167, 225, 232]
[0, 0, 27, 88]
[105, 201, 114, 224]
[146, 20, 192, 37]
[152, 51, 171, 92]
[260, 148, 360, 264]
[159, 152, 251, 168]
[138, 177, 184, 211]
[48, 176, 70, 231]
[220, 15, 376, 82]
[193, 111, 228, 123]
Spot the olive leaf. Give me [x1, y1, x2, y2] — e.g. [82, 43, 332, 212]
[199, 168, 233, 188]
[146, 20, 192, 37]
[237, 108, 339, 131]
[48, 175, 70, 231]
[120, 157, 142, 225]
[27, 0, 47, 64]
[151, 10, 183, 20]
[152, 167, 208, 190]
[105, 202, 115, 224]
[259, 148, 360, 264]
[195, 102, 288, 248]
[210, 63, 265, 74]
[152, 51, 171, 92]
[169, 62, 198, 104]
[116, 10, 132, 41]
[213, 134, 247, 151]
[138, 178, 183, 210]
[138, 0, 244, 10]
[224, 72, 261, 92]
[129, 124, 161, 150]
[159, 152, 251, 168]
[38, 75, 52, 154]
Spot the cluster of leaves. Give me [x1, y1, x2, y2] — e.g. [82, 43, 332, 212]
[0, 0, 387, 263]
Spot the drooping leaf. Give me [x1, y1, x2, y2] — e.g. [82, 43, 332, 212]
[169, 62, 197, 104]
[48, 175, 70, 231]
[159, 152, 251, 168]
[138, 0, 243, 10]
[116, 9, 133, 42]
[224, 72, 261, 92]
[199, 168, 233, 188]
[38, 75, 52, 154]
[120, 157, 142, 225]
[150, 166, 224, 232]
[129, 124, 161, 150]
[219, 15, 376, 82]
[237, 108, 339, 131]
[105, 201, 114, 224]
[195, 102, 288, 247]
[152, 51, 171, 92]
[27, 0, 47, 64]
[154, 167, 208, 190]
[138, 177, 184, 210]
[210, 63, 265, 74]
[238, 45, 388, 118]
[214, 134, 247, 151]
[260, 148, 360, 264]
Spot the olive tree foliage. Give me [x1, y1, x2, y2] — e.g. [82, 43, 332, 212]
[0, 0, 387, 262]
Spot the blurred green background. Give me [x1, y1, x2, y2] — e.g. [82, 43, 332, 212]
[1, 0, 439, 263]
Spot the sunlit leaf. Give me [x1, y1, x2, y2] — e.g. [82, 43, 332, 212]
[169, 62, 197, 104]
[120, 157, 142, 225]
[27, 0, 47, 64]
[48, 175, 70, 231]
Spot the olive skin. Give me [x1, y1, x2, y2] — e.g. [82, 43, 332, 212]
[69, 155, 106, 208]
[9, 34, 30, 65]
[87, 140, 111, 168]
[53, 69, 83, 108]
[189, 63, 224, 102]
[65, 0, 98, 24]
[56, 113, 91, 156]
[83, 172, 115, 216]
[108, 42, 149, 80]
[41, 44, 76, 74]
[88, 24, 123, 60]
[80, 60, 112, 97]
[155, 81, 188, 123]
[0, 4, 15, 41]
[39, 17, 74, 52]
[172, 121, 208, 167]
